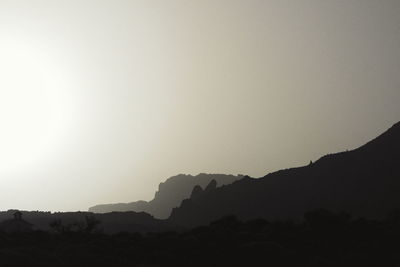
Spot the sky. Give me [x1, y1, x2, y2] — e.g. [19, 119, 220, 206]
[0, 0, 399, 211]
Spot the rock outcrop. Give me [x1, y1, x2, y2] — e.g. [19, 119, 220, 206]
[89, 173, 243, 219]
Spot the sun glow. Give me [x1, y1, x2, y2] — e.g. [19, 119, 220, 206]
[0, 40, 76, 174]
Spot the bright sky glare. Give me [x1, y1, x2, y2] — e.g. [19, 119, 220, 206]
[0, 0, 399, 211]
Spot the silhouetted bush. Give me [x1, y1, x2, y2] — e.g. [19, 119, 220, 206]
[49, 216, 101, 234]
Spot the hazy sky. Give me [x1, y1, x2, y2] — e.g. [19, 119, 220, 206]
[0, 0, 399, 211]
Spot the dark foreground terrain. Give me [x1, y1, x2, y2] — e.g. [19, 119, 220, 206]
[1, 210, 400, 267]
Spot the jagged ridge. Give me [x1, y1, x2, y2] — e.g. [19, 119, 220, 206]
[169, 121, 400, 227]
[89, 173, 243, 219]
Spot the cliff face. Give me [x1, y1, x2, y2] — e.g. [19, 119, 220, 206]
[89, 173, 243, 219]
[169, 122, 400, 227]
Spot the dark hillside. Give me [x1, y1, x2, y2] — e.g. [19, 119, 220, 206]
[170, 122, 400, 227]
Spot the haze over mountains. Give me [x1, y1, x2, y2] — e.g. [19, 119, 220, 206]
[89, 173, 243, 218]
[87, 121, 400, 230]
[169, 121, 400, 227]
[1, 121, 399, 267]
[2, 121, 399, 235]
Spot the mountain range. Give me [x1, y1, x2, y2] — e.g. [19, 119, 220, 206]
[89, 173, 243, 218]
[1, 121, 399, 265]
[168, 121, 400, 227]
[44, 121, 400, 231]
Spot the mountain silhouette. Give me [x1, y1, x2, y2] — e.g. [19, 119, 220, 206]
[89, 173, 243, 218]
[169, 121, 400, 227]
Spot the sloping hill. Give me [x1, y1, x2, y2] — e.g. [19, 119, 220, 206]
[89, 173, 243, 219]
[169, 122, 400, 227]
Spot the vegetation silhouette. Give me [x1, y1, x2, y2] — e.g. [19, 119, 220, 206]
[0, 211, 33, 233]
[0, 210, 179, 234]
[49, 215, 100, 234]
[1, 210, 400, 266]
